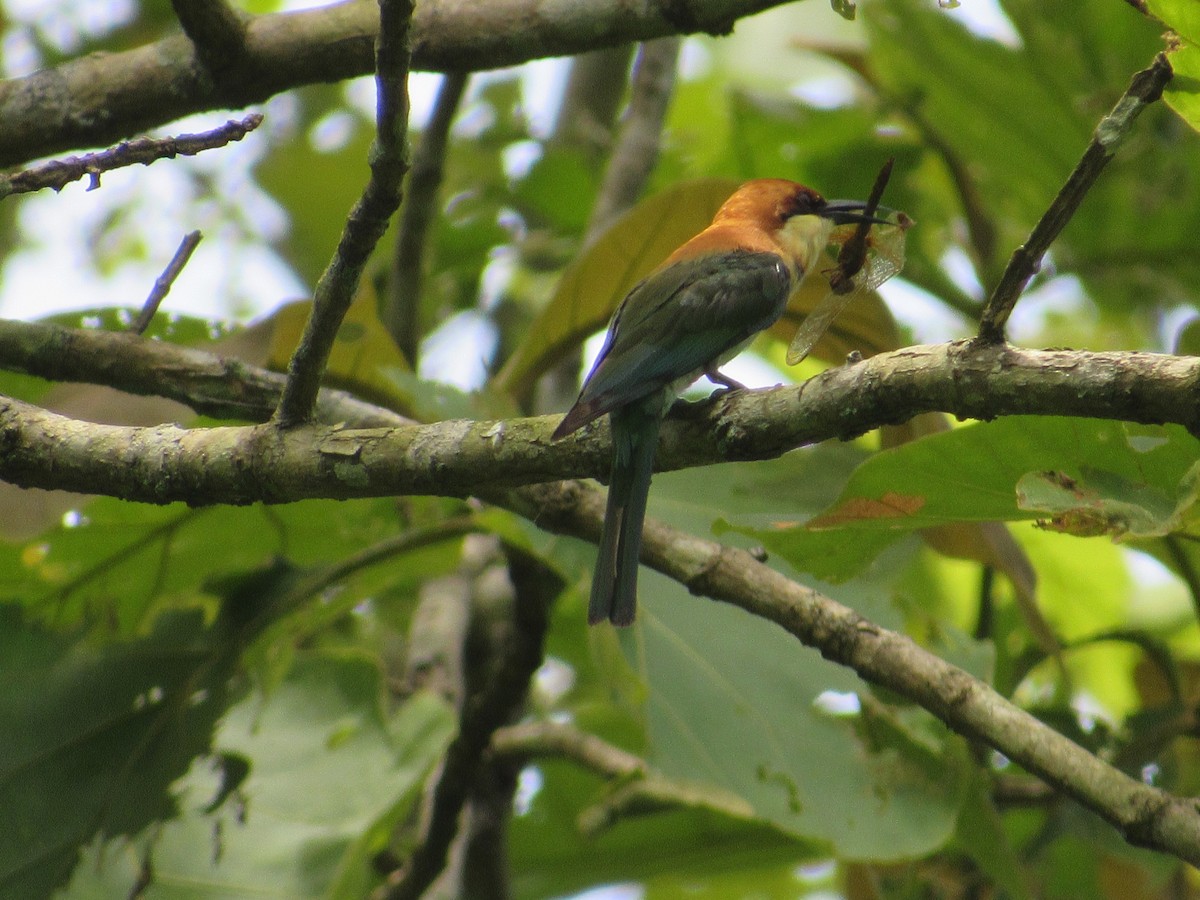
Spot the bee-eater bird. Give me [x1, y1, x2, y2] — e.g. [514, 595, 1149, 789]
[552, 179, 891, 626]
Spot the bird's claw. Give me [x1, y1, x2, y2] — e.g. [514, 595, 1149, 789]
[706, 368, 748, 393]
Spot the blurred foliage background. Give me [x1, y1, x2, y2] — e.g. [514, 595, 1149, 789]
[3, 0, 1200, 898]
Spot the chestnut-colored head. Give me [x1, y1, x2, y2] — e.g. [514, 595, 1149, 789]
[712, 179, 829, 231]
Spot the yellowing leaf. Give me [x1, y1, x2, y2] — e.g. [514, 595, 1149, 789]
[267, 285, 411, 410]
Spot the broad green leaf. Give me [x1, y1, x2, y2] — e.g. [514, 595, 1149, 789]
[58, 655, 455, 899]
[511, 146, 598, 234]
[954, 772, 1033, 900]
[635, 568, 970, 860]
[1016, 526, 1137, 712]
[730, 419, 1200, 583]
[1163, 38, 1200, 134]
[1145, 0, 1200, 45]
[1015, 463, 1199, 539]
[614, 458, 974, 859]
[0, 607, 237, 900]
[253, 87, 376, 287]
[866, 0, 1089, 231]
[0, 497, 439, 635]
[510, 758, 821, 898]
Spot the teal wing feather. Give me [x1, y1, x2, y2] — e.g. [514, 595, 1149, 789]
[553, 249, 791, 438]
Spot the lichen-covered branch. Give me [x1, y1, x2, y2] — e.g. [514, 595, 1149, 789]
[2, 340, 1199, 504]
[0, 317, 407, 427]
[0, 0, 796, 168]
[510, 480, 1200, 867]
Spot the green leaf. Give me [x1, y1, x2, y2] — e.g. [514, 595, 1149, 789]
[0, 498, 428, 634]
[1146, 0, 1200, 44]
[954, 771, 1033, 900]
[866, 0, 1091, 229]
[606, 458, 973, 860]
[731, 418, 1200, 583]
[58, 655, 455, 899]
[265, 291, 413, 411]
[253, 87, 376, 287]
[1015, 463, 1199, 539]
[1163, 38, 1200, 134]
[510, 759, 822, 898]
[511, 146, 598, 234]
[635, 568, 970, 860]
[0, 606, 238, 900]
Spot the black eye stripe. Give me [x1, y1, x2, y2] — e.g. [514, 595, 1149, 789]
[783, 190, 825, 219]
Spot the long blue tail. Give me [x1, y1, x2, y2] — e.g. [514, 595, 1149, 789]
[589, 405, 662, 626]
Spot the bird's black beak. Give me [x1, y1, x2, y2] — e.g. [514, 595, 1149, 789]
[820, 199, 896, 227]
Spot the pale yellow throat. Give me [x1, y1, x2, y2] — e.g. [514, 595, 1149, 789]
[775, 214, 835, 286]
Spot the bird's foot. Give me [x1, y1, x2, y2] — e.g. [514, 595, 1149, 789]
[705, 367, 748, 394]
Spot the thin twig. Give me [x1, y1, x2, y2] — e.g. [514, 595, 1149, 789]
[386, 71, 469, 364]
[1161, 535, 1200, 624]
[976, 52, 1173, 342]
[0, 115, 263, 199]
[492, 721, 647, 777]
[131, 231, 203, 335]
[274, 0, 415, 427]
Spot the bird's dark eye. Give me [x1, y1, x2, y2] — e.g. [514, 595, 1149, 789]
[783, 189, 825, 219]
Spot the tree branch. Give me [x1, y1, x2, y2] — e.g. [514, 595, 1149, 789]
[585, 37, 681, 237]
[0, 0, 797, 169]
[171, 0, 247, 78]
[3, 339, 1197, 503]
[0, 317, 408, 427]
[511, 480, 1200, 867]
[0, 115, 262, 198]
[492, 721, 647, 778]
[275, 0, 414, 426]
[3, 324, 1199, 862]
[976, 52, 1173, 342]
[491, 721, 755, 833]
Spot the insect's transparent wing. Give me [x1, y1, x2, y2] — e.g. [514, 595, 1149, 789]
[786, 289, 861, 365]
[786, 225, 908, 366]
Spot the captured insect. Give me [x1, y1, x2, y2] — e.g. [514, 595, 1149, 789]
[787, 158, 914, 366]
